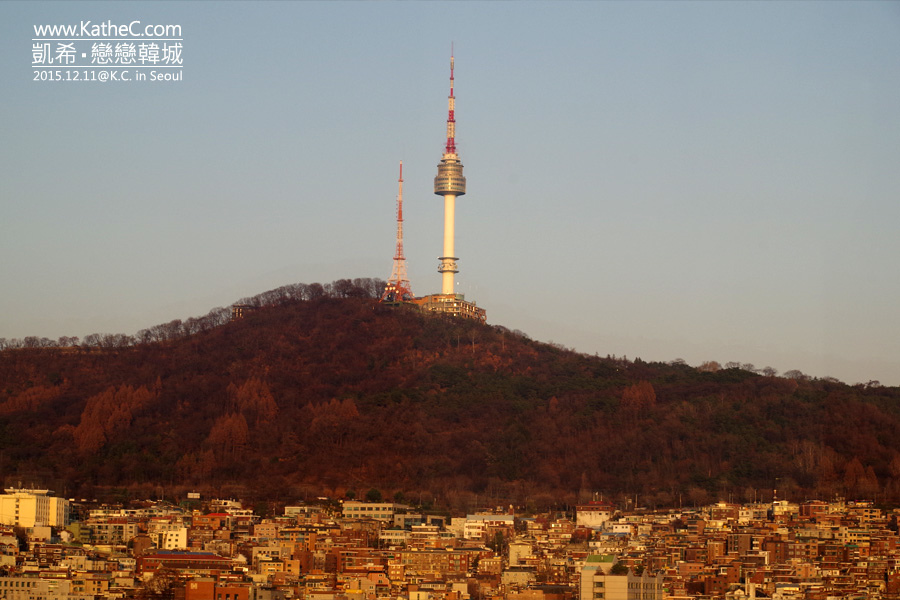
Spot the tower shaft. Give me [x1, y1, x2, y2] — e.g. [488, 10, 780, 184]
[440, 194, 457, 294]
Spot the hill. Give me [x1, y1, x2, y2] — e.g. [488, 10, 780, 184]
[1, 282, 899, 510]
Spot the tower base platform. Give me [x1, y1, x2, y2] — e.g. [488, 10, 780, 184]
[413, 293, 486, 323]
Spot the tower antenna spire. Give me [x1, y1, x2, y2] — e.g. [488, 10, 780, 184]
[380, 161, 414, 303]
[445, 47, 457, 155]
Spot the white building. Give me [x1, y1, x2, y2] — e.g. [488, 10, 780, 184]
[577, 503, 616, 529]
[0, 489, 69, 528]
[603, 522, 634, 535]
[579, 555, 664, 600]
[158, 528, 188, 550]
[0, 577, 84, 600]
[463, 514, 514, 540]
[508, 541, 534, 566]
[147, 519, 188, 550]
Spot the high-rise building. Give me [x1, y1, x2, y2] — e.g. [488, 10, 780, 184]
[0, 488, 69, 527]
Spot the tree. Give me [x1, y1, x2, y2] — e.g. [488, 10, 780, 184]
[12, 527, 28, 552]
[859, 466, 880, 498]
[206, 413, 249, 459]
[57, 336, 79, 347]
[73, 385, 154, 453]
[621, 381, 656, 413]
[488, 531, 506, 554]
[137, 568, 181, 600]
[83, 333, 102, 347]
[365, 488, 382, 503]
[687, 487, 709, 507]
[329, 279, 367, 298]
[227, 378, 278, 426]
[844, 457, 866, 497]
[307, 282, 326, 300]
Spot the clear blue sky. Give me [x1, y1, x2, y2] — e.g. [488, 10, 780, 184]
[2, 1, 899, 385]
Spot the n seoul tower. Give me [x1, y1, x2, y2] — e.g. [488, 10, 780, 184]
[433, 50, 467, 295]
[411, 50, 484, 321]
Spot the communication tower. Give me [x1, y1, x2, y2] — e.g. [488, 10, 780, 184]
[380, 161, 415, 303]
[414, 50, 485, 322]
[433, 51, 467, 294]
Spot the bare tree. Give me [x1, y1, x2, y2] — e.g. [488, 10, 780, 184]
[784, 369, 807, 380]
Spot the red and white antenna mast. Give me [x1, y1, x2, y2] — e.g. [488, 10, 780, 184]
[381, 161, 415, 302]
[445, 45, 457, 155]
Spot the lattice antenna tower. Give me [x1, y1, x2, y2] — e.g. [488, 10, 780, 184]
[381, 161, 415, 302]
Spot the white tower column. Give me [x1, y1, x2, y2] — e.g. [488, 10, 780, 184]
[441, 194, 457, 294]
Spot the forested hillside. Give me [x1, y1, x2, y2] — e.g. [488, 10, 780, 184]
[1, 281, 899, 510]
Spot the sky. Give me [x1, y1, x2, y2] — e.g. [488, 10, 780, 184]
[2, 1, 899, 386]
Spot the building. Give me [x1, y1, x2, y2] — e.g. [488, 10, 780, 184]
[463, 514, 515, 541]
[85, 518, 139, 545]
[577, 503, 616, 530]
[579, 555, 664, 600]
[341, 502, 410, 522]
[413, 294, 486, 322]
[0, 577, 59, 600]
[0, 489, 68, 528]
[398, 549, 471, 577]
[230, 305, 256, 321]
[185, 578, 251, 600]
[136, 551, 233, 577]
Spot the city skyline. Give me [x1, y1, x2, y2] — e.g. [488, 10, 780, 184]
[2, 1, 899, 385]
